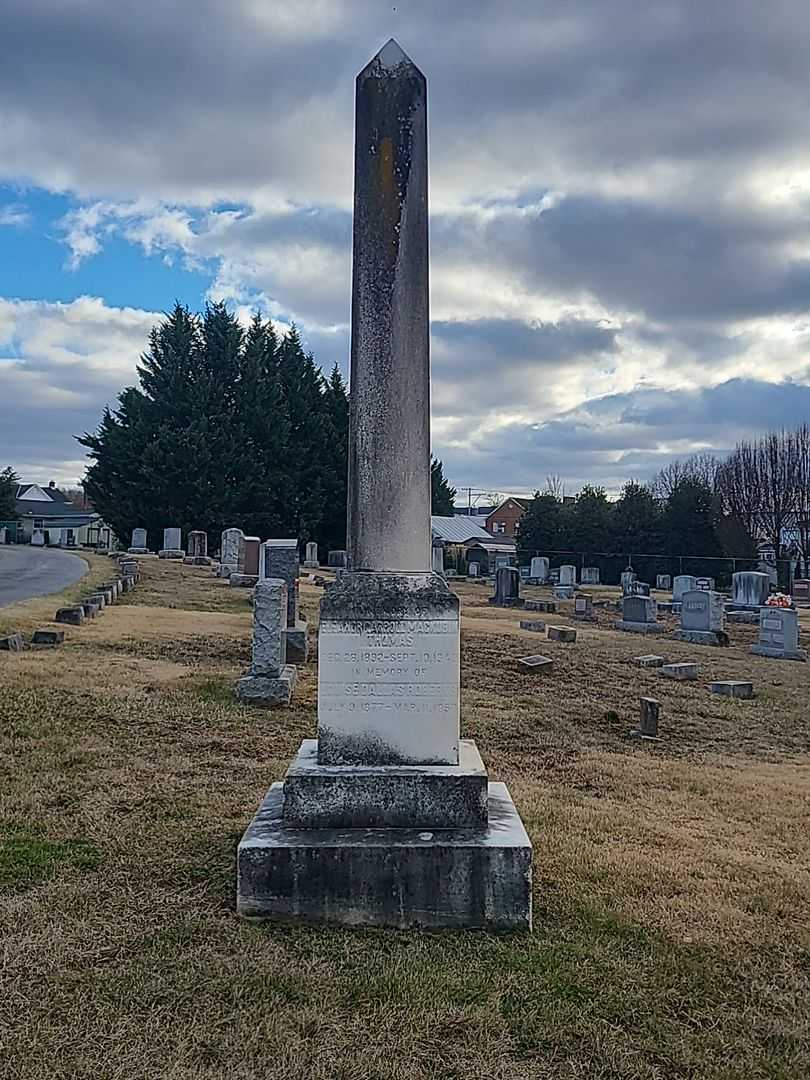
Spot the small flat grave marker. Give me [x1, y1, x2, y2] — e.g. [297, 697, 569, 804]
[518, 654, 554, 673]
[32, 629, 64, 646]
[634, 655, 665, 668]
[0, 633, 24, 651]
[548, 626, 576, 643]
[661, 662, 698, 681]
[710, 680, 754, 699]
[519, 619, 546, 633]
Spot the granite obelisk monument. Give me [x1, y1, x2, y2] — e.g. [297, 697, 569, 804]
[236, 40, 532, 929]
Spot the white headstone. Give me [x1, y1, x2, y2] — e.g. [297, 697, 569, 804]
[559, 565, 576, 586]
[530, 556, 548, 581]
[732, 571, 769, 609]
[672, 575, 697, 602]
[131, 527, 147, 549]
[163, 527, 181, 551]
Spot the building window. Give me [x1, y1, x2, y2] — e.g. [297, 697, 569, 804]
[495, 521, 506, 534]
[33, 519, 44, 530]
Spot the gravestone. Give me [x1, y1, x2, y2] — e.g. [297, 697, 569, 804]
[55, 607, 84, 626]
[184, 530, 211, 566]
[489, 567, 524, 607]
[262, 539, 308, 663]
[525, 599, 555, 613]
[494, 554, 511, 572]
[0, 527, 6, 544]
[519, 619, 546, 632]
[617, 595, 662, 634]
[620, 568, 636, 595]
[548, 626, 576, 642]
[632, 582, 651, 597]
[675, 590, 728, 646]
[236, 579, 296, 705]
[554, 585, 574, 600]
[573, 593, 595, 621]
[0, 633, 24, 651]
[128, 527, 149, 554]
[656, 574, 672, 590]
[530, 556, 549, 583]
[793, 579, 810, 602]
[636, 698, 660, 739]
[711, 681, 754, 699]
[695, 576, 715, 591]
[751, 607, 806, 661]
[236, 42, 531, 931]
[328, 549, 348, 569]
[241, 536, 261, 576]
[219, 527, 243, 578]
[304, 541, 319, 568]
[31, 529, 45, 547]
[559, 565, 576, 586]
[731, 571, 769, 610]
[581, 566, 600, 585]
[672, 575, 697, 602]
[32, 629, 64, 646]
[661, 662, 698, 680]
[468, 561, 480, 578]
[518, 654, 554, 673]
[518, 565, 530, 580]
[634, 655, 664, 668]
[432, 541, 445, 575]
[159, 527, 184, 559]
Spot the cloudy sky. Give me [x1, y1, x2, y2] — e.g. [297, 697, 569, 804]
[2, 1, 810, 498]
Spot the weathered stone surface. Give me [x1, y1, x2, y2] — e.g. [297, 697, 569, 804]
[260, 540, 299, 626]
[573, 594, 595, 621]
[130, 527, 148, 550]
[524, 599, 556, 613]
[559, 565, 576, 586]
[673, 575, 697, 602]
[751, 607, 807, 661]
[581, 566, 600, 585]
[236, 666, 297, 707]
[32, 629, 64, 645]
[731, 571, 769, 609]
[85, 593, 106, 609]
[638, 697, 660, 737]
[250, 579, 287, 677]
[0, 632, 24, 651]
[518, 654, 554, 672]
[661, 662, 698, 680]
[158, 549, 184, 560]
[221, 528, 243, 575]
[78, 601, 99, 619]
[317, 571, 460, 766]
[618, 620, 663, 634]
[547, 625, 576, 642]
[529, 556, 549, 582]
[519, 619, 546, 632]
[284, 621, 309, 664]
[163, 527, 182, 551]
[489, 567, 523, 607]
[622, 595, 658, 624]
[328, 549, 348, 568]
[183, 555, 212, 566]
[620, 569, 637, 595]
[237, 781, 532, 930]
[634, 655, 665, 668]
[711, 680, 754, 699]
[695, 576, 715, 591]
[554, 585, 574, 600]
[55, 607, 84, 625]
[656, 574, 672, 590]
[230, 573, 258, 588]
[304, 541, 319, 568]
[282, 738, 488, 829]
[431, 541, 445, 575]
[674, 628, 729, 646]
[681, 590, 724, 632]
[187, 530, 208, 558]
[346, 41, 430, 574]
[727, 610, 760, 624]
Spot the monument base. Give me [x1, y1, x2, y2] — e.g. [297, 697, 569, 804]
[158, 549, 184, 560]
[284, 620, 309, 663]
[727, 611, 760, 624]
[230, 573, 259, 588]
[127, 547, 149, 555]
[674, 629, 730, 646]
[487, 598, 525, 608]
[282, 738, 488, 829]
[236, 781, 532, 930]
[183, 556, 212, 566]
[236, 666, 297, 706]
[616, 621, 663, 634]
[303, 560, 319, 569]
[751, 645, 807, 662]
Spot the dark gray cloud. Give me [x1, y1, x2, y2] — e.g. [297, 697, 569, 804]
[1, 1, 810, 490]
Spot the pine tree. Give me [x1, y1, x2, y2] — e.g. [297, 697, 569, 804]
[318, 364, 350, 551]
[568, 484, 613, 552]
[612, 480, 661, 553]
[430, 457, 456, 515]
[0, 466, 18, 521]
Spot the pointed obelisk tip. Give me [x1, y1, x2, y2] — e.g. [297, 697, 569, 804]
[376, 37, 409, 68]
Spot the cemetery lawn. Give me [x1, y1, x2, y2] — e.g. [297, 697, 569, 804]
[1, 561, 809, 1080]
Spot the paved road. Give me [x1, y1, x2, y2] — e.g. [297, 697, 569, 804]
[0, 546, 89, 608]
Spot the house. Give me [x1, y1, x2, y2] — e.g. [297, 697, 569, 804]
[485, 497, 530, 539]
[8, 482, 107, 547]
[431, 515, 516, 575]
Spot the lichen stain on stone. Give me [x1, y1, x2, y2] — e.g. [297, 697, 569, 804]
[375, 135, 402, 253]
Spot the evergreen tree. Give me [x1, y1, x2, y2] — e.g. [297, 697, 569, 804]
[568, 484, 613, 552]
[431, 457, 456, 515]
[516, 492, 566, 555]
[0, 466, 18, 521]
[661, 478, 722, 560]
[318, 364, 350, 551]
[612, 480, 661, 553]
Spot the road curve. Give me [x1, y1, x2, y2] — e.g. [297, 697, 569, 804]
[0, 546, 89, 608]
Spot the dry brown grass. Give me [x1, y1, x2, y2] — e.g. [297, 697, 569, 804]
[1, 560, 808, 1079]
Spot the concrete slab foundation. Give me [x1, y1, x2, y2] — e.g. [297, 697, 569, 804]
[158, 549, 185, 560]
[237, 781, 532, 930]
[616, 621, 663, 634]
